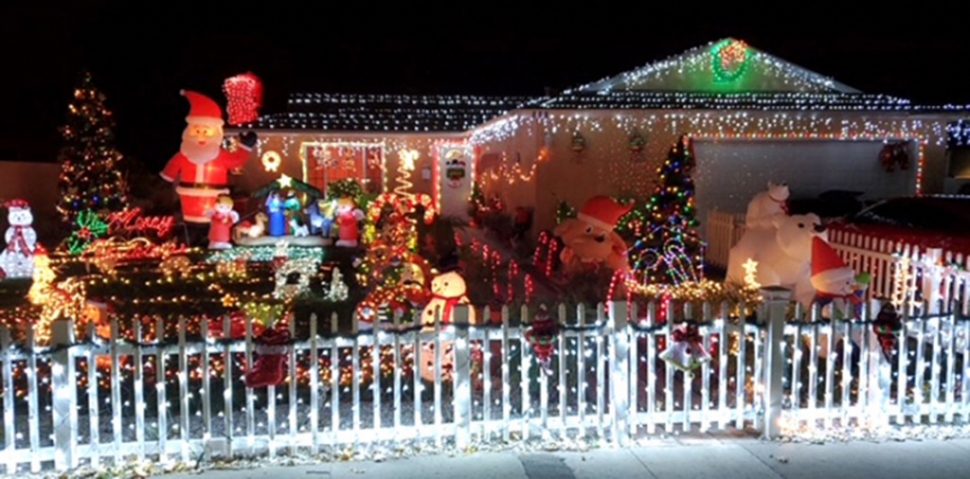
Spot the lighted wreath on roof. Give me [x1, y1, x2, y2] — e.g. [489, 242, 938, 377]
[67, 209, 108, 255]
[712, 39, 749, 83]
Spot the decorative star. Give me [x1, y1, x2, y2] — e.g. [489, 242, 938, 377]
[399, 149, 419, 171]
[278, 174, 293, 188]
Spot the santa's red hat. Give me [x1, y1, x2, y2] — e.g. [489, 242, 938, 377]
[4, 199, 29, 210]
[811, 237, 853, 284]
[577, 196, 632, 232]
[33, 244, 47, 256]
[181, 90, 225, 127]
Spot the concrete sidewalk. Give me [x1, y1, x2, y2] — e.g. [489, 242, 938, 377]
[159, 435, 970, 479]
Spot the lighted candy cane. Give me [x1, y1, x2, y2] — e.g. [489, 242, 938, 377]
[507, 259, 519, 302]
[524, 274, 534, 304]
[545, 240, 558, 277]
[491, 250, 502, 298]
[533, 232, 549, 267]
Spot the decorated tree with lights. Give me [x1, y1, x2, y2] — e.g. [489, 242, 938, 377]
[628, 134, 704, 285]
[56, 71, 129, 225]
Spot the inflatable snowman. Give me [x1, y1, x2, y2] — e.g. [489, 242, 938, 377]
[0, 199, 37, 278]
[421, 262, 476, 326]
[419, 259, 476, 382]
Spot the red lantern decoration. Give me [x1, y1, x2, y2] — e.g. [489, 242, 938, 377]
[222, 72, 263, 126]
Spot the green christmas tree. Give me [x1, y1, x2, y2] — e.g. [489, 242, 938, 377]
[628, 134, 704, 285]
[56, 71, 129, 225]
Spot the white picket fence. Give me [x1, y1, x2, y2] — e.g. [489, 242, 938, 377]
[2, 292, 970, 473]
[705, 210, 970, 315]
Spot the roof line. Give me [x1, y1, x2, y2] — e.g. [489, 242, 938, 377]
[564, 38, 860, 95]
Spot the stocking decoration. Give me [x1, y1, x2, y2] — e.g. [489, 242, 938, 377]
[244, 326, 292, 388]
[525, 306, 558, 376]
[872, 302, 902, 362]
[660, 324, 710, 375]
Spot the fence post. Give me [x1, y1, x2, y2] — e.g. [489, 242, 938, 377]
[608, 301, 630, 446]
[866, 299, 891, 425]
[452, 305, 472, 450]
[760, 287, 790, 440]
[51, 318, 77, 471]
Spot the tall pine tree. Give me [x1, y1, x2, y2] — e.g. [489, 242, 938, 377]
[56, 71, 129, 225]
[628, 134, 704, 285]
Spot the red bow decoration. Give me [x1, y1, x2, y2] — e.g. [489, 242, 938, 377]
[872, 304, 902, 362]
[525, 308, 558, 373]
[671, 324, 703, 345]
[768, 193, 789, 215]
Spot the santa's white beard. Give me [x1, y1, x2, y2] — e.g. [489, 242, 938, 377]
[181, 139, 221, 165]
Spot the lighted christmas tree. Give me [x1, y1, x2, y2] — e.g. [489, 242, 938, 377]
[628, 134, 704, 285]
[56, 71, 129, 225]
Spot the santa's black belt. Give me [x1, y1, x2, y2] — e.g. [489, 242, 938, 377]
[178, 182, 230, 189]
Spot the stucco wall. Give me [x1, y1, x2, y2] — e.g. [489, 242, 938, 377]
[471, 109, 956, 236]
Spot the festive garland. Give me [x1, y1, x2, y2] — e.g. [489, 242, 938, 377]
[711, 39, 748, 83]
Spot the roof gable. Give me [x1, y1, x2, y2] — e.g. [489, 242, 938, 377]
[567, 38, 861, 95]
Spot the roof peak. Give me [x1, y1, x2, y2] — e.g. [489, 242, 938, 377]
[565, 38, 862, 96]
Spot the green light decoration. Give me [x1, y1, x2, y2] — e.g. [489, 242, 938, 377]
[206, 245, 325, 263]
[711, 39, 749, 83]
[67, 209, 108, 255]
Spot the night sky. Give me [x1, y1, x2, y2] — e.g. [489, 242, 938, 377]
[1, 2, 966, 171]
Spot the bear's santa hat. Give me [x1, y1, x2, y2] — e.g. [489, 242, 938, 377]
[577, 196, 632, 232]
[811, 237, 853, 284]
[181, 90, 225, 127]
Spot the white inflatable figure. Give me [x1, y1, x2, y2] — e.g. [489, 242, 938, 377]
[810, 237, 869, 320]
[727, 213, 827, 308]
[419, 265, 475, 383]
[0, 199, 37, 278]
[745, 181, 790, 229]
[421, 268, 476, 326]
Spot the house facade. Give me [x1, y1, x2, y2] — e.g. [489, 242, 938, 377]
[231, 38, 970, 239]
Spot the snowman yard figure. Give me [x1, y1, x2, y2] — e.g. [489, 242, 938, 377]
[0, 199, 37, 278]
[419, 255, 477, 382]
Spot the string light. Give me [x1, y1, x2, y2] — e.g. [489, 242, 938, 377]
[261, 151, 282, 172]
[395, 149, 419, 199]
[253, 93, 532, 131]
[272, 256, 316, 301]
[223, 72, 263, 126]
[56, 71, 129, 225]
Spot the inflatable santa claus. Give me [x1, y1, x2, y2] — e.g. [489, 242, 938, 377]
[161, 90, 257, 223]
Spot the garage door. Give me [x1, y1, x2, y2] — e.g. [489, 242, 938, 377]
[692, 140, 917, 239]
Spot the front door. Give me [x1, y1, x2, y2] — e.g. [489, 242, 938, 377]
[438, 144, 473, 219]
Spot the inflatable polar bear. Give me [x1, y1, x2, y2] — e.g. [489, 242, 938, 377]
[745, 181, 790, 229]
[726, 213, 828, 308]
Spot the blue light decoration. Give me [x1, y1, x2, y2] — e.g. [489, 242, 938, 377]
[946, 120, 970, 148]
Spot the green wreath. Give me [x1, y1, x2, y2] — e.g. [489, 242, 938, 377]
[711, 39, 748, 83]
